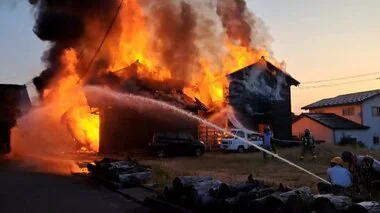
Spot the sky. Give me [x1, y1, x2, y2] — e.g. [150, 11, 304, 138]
[0, 0, 379, 113]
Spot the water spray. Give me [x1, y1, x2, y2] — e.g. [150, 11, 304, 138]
[85, 86, 331, 184]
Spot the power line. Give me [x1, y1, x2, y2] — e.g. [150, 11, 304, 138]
[297, 77, 379, 89]
[302, 72, 380, 84]
[76, 0, 124, 84]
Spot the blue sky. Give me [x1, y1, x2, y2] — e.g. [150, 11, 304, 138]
[0, 0, 379, 112]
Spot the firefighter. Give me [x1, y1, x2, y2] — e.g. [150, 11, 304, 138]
[300, 129, 316, 160]
[341, 151, 380, 195]
[262, 126, 277, 159]
[317, 157, 352, 194]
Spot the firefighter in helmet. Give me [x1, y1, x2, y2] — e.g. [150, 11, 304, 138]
[300, 128, 316, 160]
[317, 156, 352, 194]
[341, 151, 380, 196]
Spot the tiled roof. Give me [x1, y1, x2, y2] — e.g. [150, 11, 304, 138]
[302, 89, 380, 109]
[294, 113, 369, 130]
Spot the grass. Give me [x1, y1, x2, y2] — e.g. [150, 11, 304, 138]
[139, 144, 380, 192]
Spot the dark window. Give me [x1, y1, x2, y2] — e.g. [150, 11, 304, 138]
[248, 134, 259, 141]
[236, 131, 245, 138]
[372, 107, 380, 117]
[374, 136, 379, 144]
[178, 132, 191, 140]
[166, 132, 177, 139]
[342, 107, 355, 116]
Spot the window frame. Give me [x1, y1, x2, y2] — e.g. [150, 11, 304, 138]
[372, 107, 380, 117]
[342, 107, 355, 116]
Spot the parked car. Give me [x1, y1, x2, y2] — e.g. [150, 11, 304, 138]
[149, 132, 205, 158]
[220, 129, 263, 153]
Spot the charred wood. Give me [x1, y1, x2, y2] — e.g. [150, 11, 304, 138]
[313, 194, 352, 213]
[249, 187, 312, 213]
[346, 201, 380, 213]
[117, 171, 152, 184]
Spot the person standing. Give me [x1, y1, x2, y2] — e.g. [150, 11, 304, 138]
[300, 129, 316, 160]
[262, 126, 276, 159]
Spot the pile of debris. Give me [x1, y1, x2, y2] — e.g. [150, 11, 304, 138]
[87, 158, 152, 189]
[144, 175, 380, 213]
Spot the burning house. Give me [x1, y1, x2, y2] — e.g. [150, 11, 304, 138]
[25, 0, 299, 153]
[84, 65, 208, 153]
[0, 84, 31, 153]
[227, 57, 300, 139]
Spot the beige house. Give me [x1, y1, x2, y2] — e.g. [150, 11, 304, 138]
[293, 89, 380, 148]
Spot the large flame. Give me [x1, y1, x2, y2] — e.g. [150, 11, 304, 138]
[35, 0, 283, 152]
[42, 49, 100, 151]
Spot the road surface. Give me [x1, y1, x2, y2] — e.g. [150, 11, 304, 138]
[0, 157, 153, 213]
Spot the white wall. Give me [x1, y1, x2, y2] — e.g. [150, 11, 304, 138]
[334, 129, 369, 145]
[362, 95, 380, 149]
[292, 117, 334, 143]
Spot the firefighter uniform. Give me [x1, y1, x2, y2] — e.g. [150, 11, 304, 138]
[300, 129, 316, 160]
[341, 151, 380, 199]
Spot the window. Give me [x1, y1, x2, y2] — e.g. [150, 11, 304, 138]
[374, 136, 379, 145]
[342, 107, 355, 116]
[372, 107, 380, 117]
[236, 131, 245, 138]
[248, 134, 259, 141]
[178, 132, 191, 140]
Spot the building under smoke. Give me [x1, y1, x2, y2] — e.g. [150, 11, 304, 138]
[0, 84, 31, 153]
[228, 57, 299, 139]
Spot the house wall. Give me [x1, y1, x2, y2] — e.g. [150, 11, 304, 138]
[228, 66, 294, 139]
[362, 95, 380, 149]
[334, 129, 369, 145]
[309, 104, 362, 124]
[99, 106, 200, 154]
[292, 117, 334, 143]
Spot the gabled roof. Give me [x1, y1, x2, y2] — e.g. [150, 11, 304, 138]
[302, 89, 380, 110]
[227, 57, 300, 86]
[293, 113, 369, 130]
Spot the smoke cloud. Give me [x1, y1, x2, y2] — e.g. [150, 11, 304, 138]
[29, 0, 274, 96]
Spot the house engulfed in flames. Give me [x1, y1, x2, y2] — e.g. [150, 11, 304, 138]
[26, 0, 298, 153]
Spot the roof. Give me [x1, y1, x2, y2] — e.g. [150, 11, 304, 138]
[85, 87, 207, 112]
[302, 89, 380, 110]
[293, 113, 369, 130]
[227, 57, 300, 86]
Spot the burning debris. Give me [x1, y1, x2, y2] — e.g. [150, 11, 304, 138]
[22, 0, 286, 153]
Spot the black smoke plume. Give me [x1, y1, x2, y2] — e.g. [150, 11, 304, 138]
[29, 0, 121, 95]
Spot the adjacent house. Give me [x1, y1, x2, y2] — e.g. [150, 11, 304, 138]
[293, 89, 380, 148]
[0, 84, 32, 153]
[227, 57, 300, 139]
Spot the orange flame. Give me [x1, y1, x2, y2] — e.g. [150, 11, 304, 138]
[42, 49, 100, 151]
[41, 0, 283, 152]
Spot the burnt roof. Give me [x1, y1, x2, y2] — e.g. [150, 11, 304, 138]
[85, 87, 207, 112]
[302, 89, 380, 110]
[227, 58, 300, 86]
[293, 113, 369, 130]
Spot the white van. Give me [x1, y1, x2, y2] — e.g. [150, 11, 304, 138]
[220, 129, 263, 153]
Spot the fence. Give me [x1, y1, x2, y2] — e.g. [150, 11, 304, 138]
[198, 124, 223, 151]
